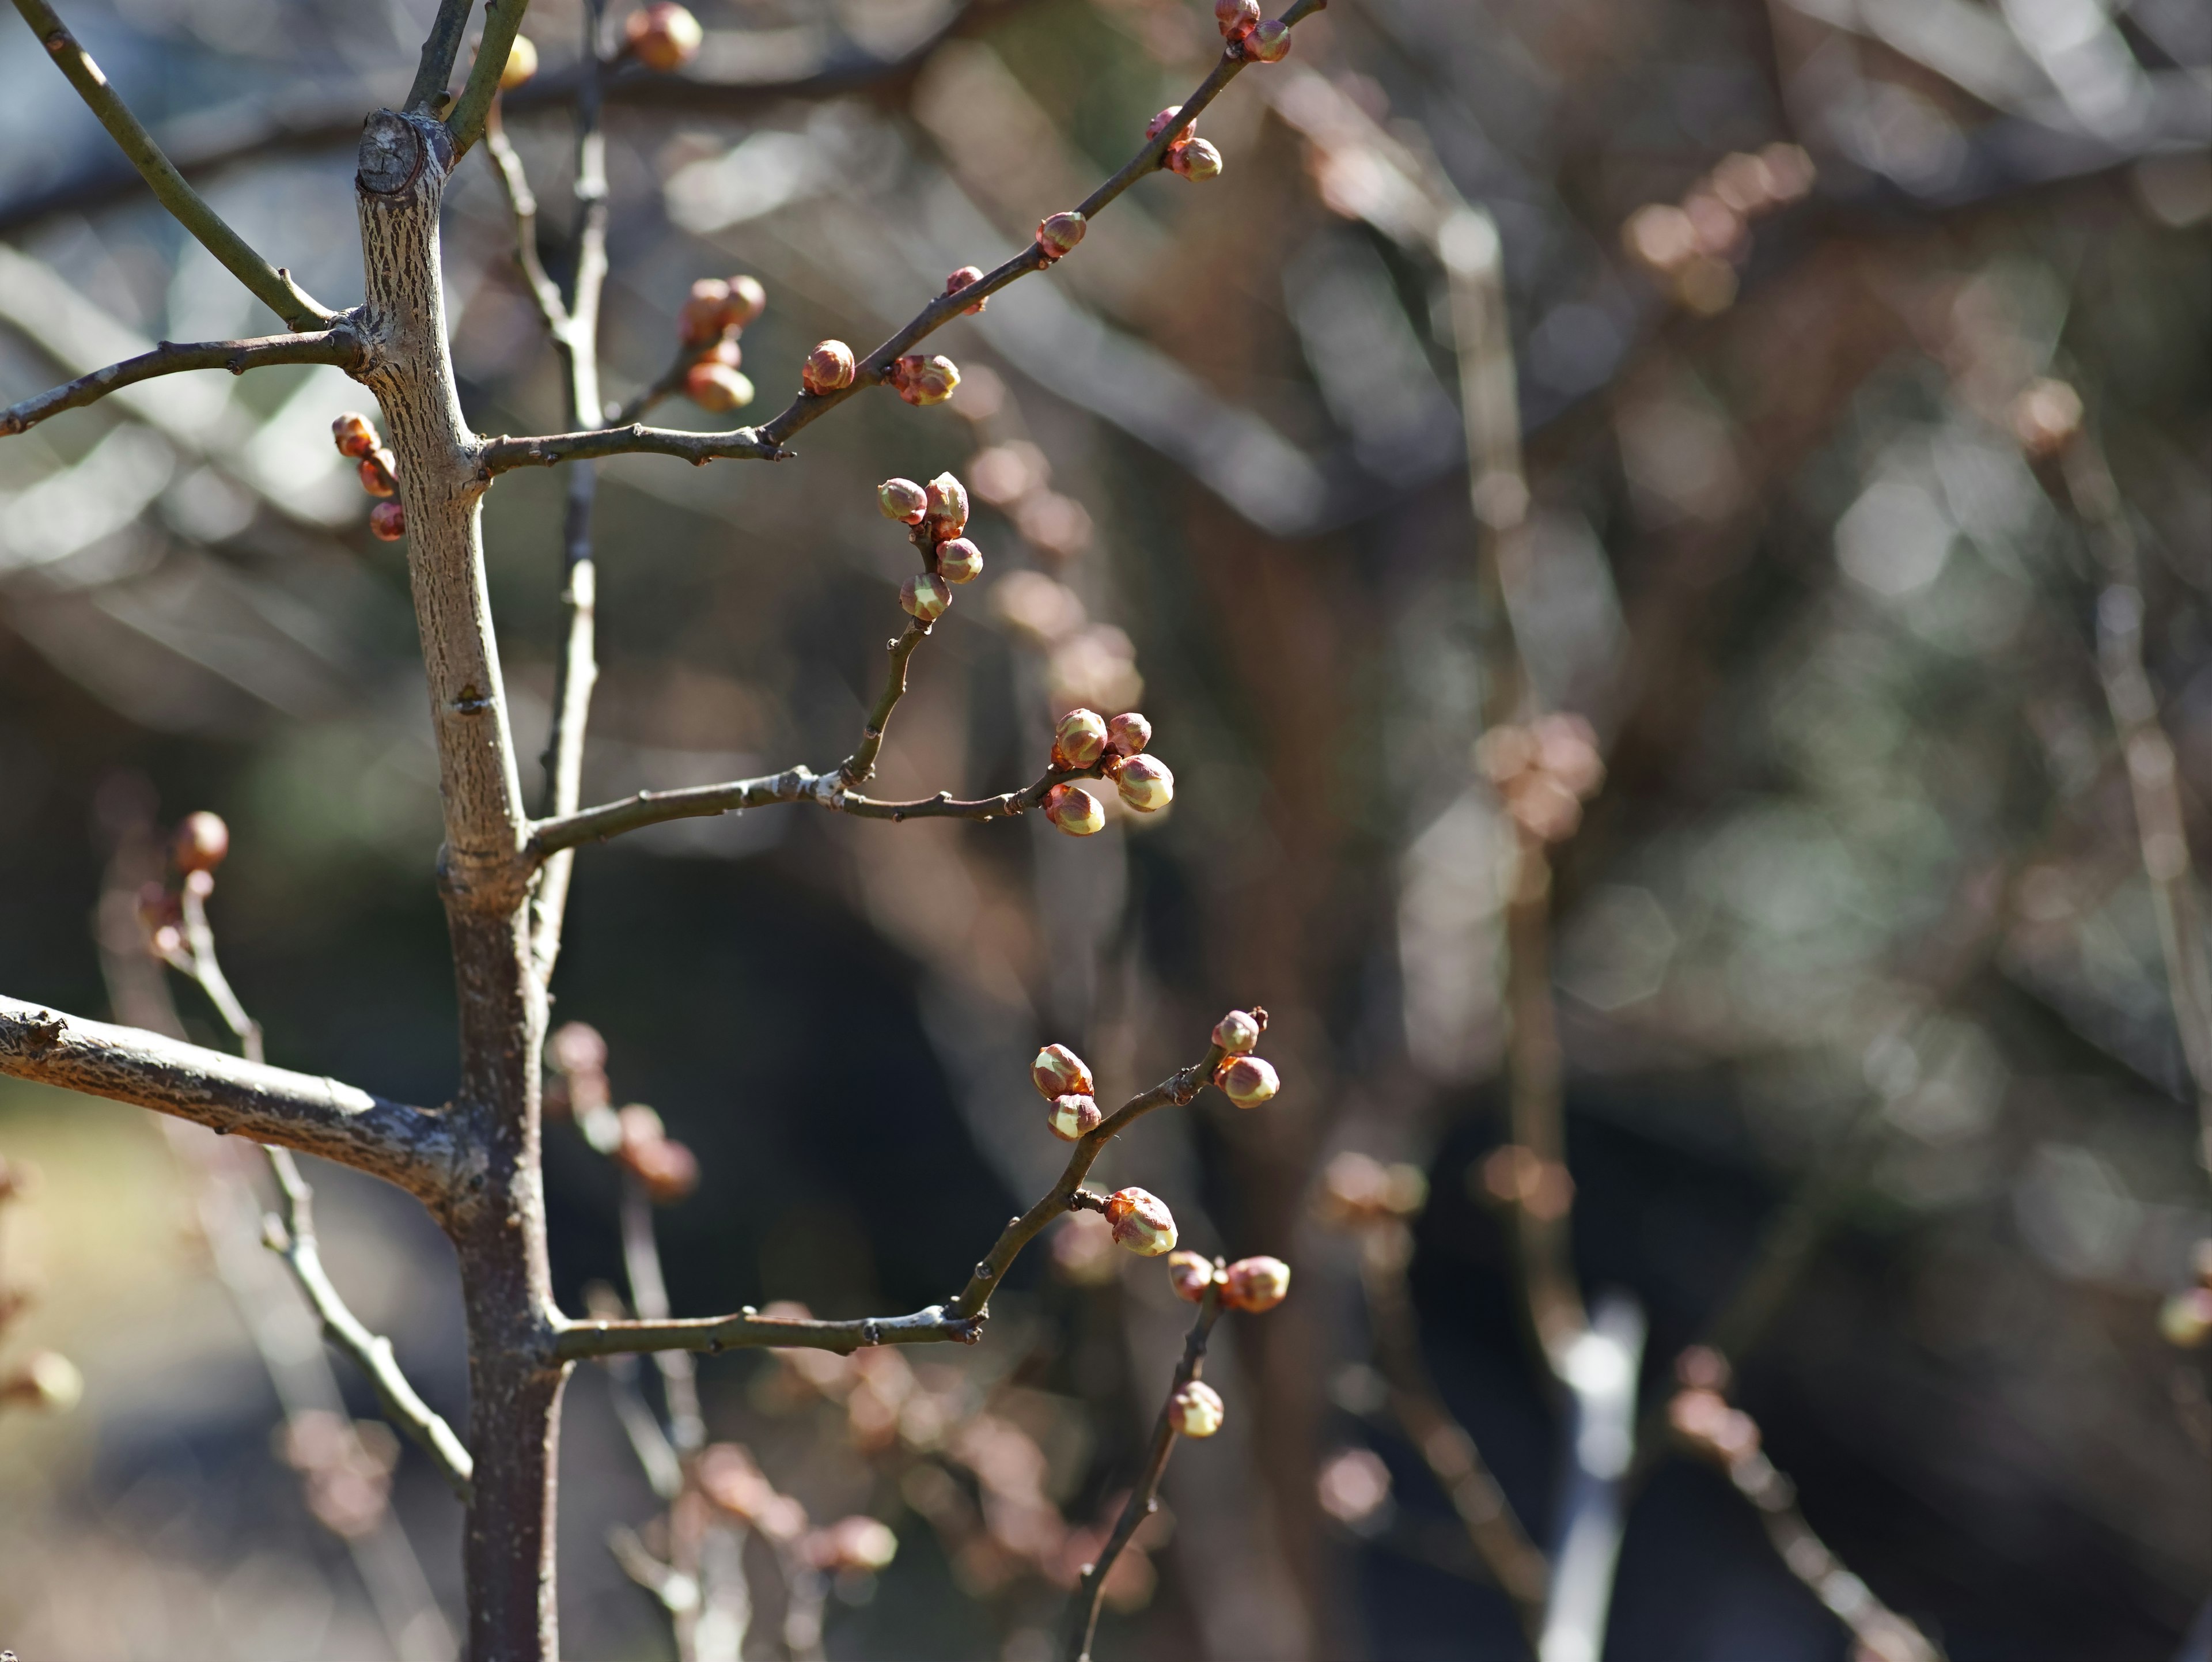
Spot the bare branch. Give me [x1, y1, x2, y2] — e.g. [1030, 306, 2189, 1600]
[407, 0, 478, 115]
[446, 0, 532, 158]
[7, 0, 334, 330]
[478, 420, 784, 472]
[0, 327, 359, 439]
[0, 995, 456, 1203]
[844, 618, 930, 786]
[483, 104, 568, 335]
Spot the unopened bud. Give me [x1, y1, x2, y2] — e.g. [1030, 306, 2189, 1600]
[625, 1, 703, 71]
[359, 450, 398, 496]
[879, 477, 929, 524]
[1035, 211, 1087, 262]
[1104, 1187, 1177, 1255]
[1106, 711, 1152, 756]
[685, 361, 756, 412]
[1215, 1054, 1279, 1108]
[1146, 105, 1195, 143]
[700, 336, 743, 370]
[1168, 1379, 1224, 1437]
[1054, 707, 1109, 770]
[1048, 1093, 1103, 1141]
[1221, 1255, 1290, 1313]
[893, 354, 960, 406]
[1243, 17, 1291, 60]
[923, 472, 971, 538]
[369, 501, 407, 541]
[331, 412, 378, 458]
[549, 1021, 608, 1076]
[1214, 0, 1260, 40]
[1112, 754, 1173, 812]
[679, 278, 733, 347]
[726, 273, 767, 328]
[1211, 1009, 1260, 1055]
[629, 1136, 700, 1204]
[935, 537, 984, 584]
[945, 265, 987, 315]
[902, 572, 952, 623]
[173, 811, 230, 873]
[1, 1350, 83, 1413]
[1033, 1043, 1095, 1099]
[499, 33, 538, 89]
[1044, 782, 1105, 836]
[1166, 1249, 1216, 1302]
[801, 339, 856, 396]
[2161, 1286, 2212, 1349]
[1167, 139, 1223, 182]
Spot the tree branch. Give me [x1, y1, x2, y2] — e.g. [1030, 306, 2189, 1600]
[407, 0, 478, 114]
[445, 0, 531, 158]
[483, 103, 568, 336]
[7, 0, 334, 330]
[0, 327, 361, 438]
[478, 420, 785, 472]
[0, 995, 456, 1205]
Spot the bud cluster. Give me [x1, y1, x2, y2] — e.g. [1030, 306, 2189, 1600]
[332, 412, 405, 541]
[1032, 1042, 1099, 1142]
[1043, 706, 1173, 836]
[883, 470, 986, 624]
[1620, 142, 1815, 316]
[1215, 0, 1292, 61]
[133, 809, 233, 960]
[623, 1, 702, 73]
[675, 272, 767, 413]
[1165, 1248, 1291, 1313]
[545, 1021, 700, 1203]
[1209, 1006, 1279, 1107]
[1475, 711, 1605, 845]
[889, 353, 962, 407]
[1146, 106, 1223, 183]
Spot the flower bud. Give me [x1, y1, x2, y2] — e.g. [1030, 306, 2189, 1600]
[1112, 754, 1173, 812]
[923, 472, 971, 538]
[1168, 1379, 1224, 1437]
[701, 336, 743, 370]
[1166, 1249, 1216, 1302]
[1215, 1054, 1279, 1108]
[359, 450, 398, 496]
[549, 1020, 608, 1076]
[1221, 1255, 1290, 1313]
[1104, 1187, 1177, 1255]
[1033, 1043, 1095, 1099]
[801, 339, 856, 396]
[169, 811, 229, 873]
[893, 354, 961, 406]
[935, 536, 984, 584]
[625, 1, 703, 72]
[499, 33, 538, 89]
[1047, 1093, 1103, 1141]
[1243, 17, 1291, 60]
[726, 273, 767, 328]
[1044, 782, 1105, 836]
[1214, 0, 1260, 39]
[1166, 139, 1223, 182]
[1146, 105, 1195, 144]
[679, 278, 733, 347]
[684, 361, 756, 412]
[331, 412, 378, 458]
[945, 265, 987, 315]
[1035, 211, 1087, 262]
[1211, 1009, 1261, 1055]
[1105, 711, 1152, 756]
[628, 1135, 700, 1204]
[878, 477, 929, 523]
[901, 572, 952, 623]
[1054, 707, 1109, 770]
[369, 501, 406, 541]
[0, 1350, 83, 1413]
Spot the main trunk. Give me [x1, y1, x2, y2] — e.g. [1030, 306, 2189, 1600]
[355, 109, 563, 1660]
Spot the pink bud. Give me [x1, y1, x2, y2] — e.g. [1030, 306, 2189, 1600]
[1035, 211, 1088, 262]
[173, 811, 230, 873]
[923, 472, 970, 538]
[935, 537, 984, 584]
[684, 361, 755, 412]
[1243, 17, 1291, 60]
[369, 501, 406, 541]
[945, 265, 987, 315]
[726, 273, 767, 328]
[679, 277, 733, 347]
[1146, 105, 1195, 143]
[1104, 1187, 1177, 1255]
[893, 354, 961, 406]
[358, 450, 398, 497]
[1221, 1255, 1290, 1313]
[801, 339, 856, 396]
[1167, 138, 1223, 182]
[1044, 782, 1105, 836]
[1168, 1380, 1224, 1437]
[1214, 0, 1260, 39]
[701, 336, 742, 369]
[1166, 1249, 1216, 1303]
[1033, 1043, 1095, 1099]
[1112, 754, 1173, 812]
[1107, 711, 1152, 756]
[878, 477, 929, 523]
[901, 572, 952, 623]
[548, 1021, 608, 1076]
[1211, 1009, 1260, 1055]
[331, 412, 378, 458]
[1054, 707, 1109, 770]
[1215, 1054, 1279, 1108]
[1047, 1093, 1103, 1141]
[625, 1, 703, 72]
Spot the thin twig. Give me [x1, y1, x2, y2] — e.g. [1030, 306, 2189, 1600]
[0, 327, 358, 438]
[842, 608, 931, 785]
[6, 0, 332, 330]
[445, 0, 531, 158]
[1538, 1294, 1645, 1662]
[406, 0, 477, 114]
[483, 103, 569, 335]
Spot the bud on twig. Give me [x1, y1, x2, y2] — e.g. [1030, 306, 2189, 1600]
[1215, 1054, 1279, 1108]
[901, 573, 952, 623]
[892, 354, 961, 406]
[359, 450, 399, 497]
[726, 274, 768, 328]
[1048, 1093, 1104, 1141]
[945, 265, 987, 315]
[369, 501, 407, 541]
[1211, 1009, 1261, 1055]
[801, 339, 856, 396]
[1111, 754, 1173, 812]
[1221, 1255, 1290, 1313]
[684, 361, 756, 412]
[1107, 711, 1152, 756]
[1035, 211, 1088, 263]
[1054, 707, 1109, 770]
[1044, 782, 1105, 836]
[331, 412, 378, 458]
[624, 1, 703, 72]
[878, 477, 929, 524]
[1166, 1249, 1217, 1302]
[1033, 1043, 1095, 1099]
[1103, 1187, 1177, 1255]
[1166, 139, 1223, 182]
[1146, 106, 1195, 145]
[935, 537, 984, 584]
[923, 472, 971, 539]
[173, 811, 230, 873]
[679, 278, 736, 347]
[1243, 18, 1291, 60]
[1215, 0, 1260, 41]
[1168, 1380, 1224, 1437]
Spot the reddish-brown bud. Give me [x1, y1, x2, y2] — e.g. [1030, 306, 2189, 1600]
[1112, 753, 1173, 813]
[369, 501, 406, 541]
[700, 336, 743, 370]
[684, 361, 756, 412]
[1214, 0, 1260, 39]
[359, 450, 398, 496]
[1166, 1249, 1217, 1303]
[878, 477, 929, 523]
[801, 339, 856, 396]
[901, 572, 952, 623]
[1044, 782, 1105, 836]
[331, 412, 378, 458]
[1168, 1380, 1224, 1437]
[1211, 1009, 1261, 1055]
[1221, 1255, 1290, 1313]
[1033, 1043, 1095, 1099]
[726, 273, 767, 328]
[923, 472, 970, 538]
[679, 278, 733, 347]
[1104, 1187, 1177, 1255]
[498, 33, 539, 89]
[1166, 139, 1223, 182]
[893, 353, 960, 406]
[1035, 211, 1087, 262]
[1215, 1054, 1279, 1108]
[1147, 105, 1195, 143]
[945, 265, 987, 315]
[1106, 711, 1152, 756]
[1054, 707, 1109, 770]
[171, 811, 230, 873]
[625, 1, 703, 71]
[935, 537, 984, 584]
[1047, 1093, 1103, 1141]
[1243, 17, 1291, 60]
